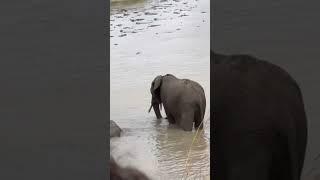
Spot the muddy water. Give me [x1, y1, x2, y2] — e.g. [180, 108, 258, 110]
[110, 0, 210, 179]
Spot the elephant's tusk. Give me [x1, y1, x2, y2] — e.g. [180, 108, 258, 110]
[160, 103, 162, 111]
[148, 104, 153, 113]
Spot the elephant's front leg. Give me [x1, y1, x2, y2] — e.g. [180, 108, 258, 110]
[163, 106, 175, 124]
[166, 114, 175, 124]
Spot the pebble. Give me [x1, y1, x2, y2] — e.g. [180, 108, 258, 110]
[148, 24, 161, 27]
[145, 12, 158, 15]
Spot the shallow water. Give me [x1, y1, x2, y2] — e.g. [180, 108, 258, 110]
[110, 0, 210, 179]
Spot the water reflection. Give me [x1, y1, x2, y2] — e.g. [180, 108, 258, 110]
[111, 117, 210, 179]
[153, 120, 210, 179]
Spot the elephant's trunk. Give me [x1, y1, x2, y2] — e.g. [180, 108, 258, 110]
[151, 103, 162, 119]
[149, 94, 162, 118]
[148, 104, 153, 113]
[148, 103, 161, 112]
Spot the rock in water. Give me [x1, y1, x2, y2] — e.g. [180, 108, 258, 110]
[110, 120, 121, 138]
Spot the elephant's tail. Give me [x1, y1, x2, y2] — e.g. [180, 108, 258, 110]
[287, 120, 307, 180]
[286, 94, 308, 180]
[201, 88, 206, 120]
[197, 92, 206, 124]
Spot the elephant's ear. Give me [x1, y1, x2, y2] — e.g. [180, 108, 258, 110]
[152, 75, 162, 92]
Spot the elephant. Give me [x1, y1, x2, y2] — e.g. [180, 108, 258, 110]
[212, 51, 308, 180]
[148, 74, 206, 131]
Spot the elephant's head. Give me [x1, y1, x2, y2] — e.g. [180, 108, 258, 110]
[148, 75, 163, 119]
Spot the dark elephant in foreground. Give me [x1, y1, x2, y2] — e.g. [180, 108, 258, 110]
[148, 74, 206, 131]
[212, 51, 307, 180]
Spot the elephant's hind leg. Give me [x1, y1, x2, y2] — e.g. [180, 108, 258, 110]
[269, 133, 291, 180]
[194, 108, 204, 130]
[225, 132, 273, 180]
[194, 120, 204, 130]
[179, 112, 194, 131]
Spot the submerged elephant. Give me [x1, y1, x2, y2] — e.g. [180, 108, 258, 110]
[212, 51, 307, 180]
[148, 74, 206, 131]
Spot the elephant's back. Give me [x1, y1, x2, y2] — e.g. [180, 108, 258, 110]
[181, 79, 205, 93]
[179, 79, 206, 118]
[179, 79, 206, 101]
[214, 53, 300, 87]
[213, 53, 302, 101]
[213, 53, 306, 129]
[161, 78, 206, 111]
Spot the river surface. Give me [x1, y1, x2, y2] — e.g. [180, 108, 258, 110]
[110, 0, 210, 179]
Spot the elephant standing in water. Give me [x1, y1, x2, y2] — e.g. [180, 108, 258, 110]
[212, 51, 307, 180]
[148, 74, 206, 131]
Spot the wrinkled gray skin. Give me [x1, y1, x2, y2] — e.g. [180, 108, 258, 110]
[110, 120, 122, 138]
[148, 74, 206, 131]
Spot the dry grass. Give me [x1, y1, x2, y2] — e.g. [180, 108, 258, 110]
[183, 116, 210, 180]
